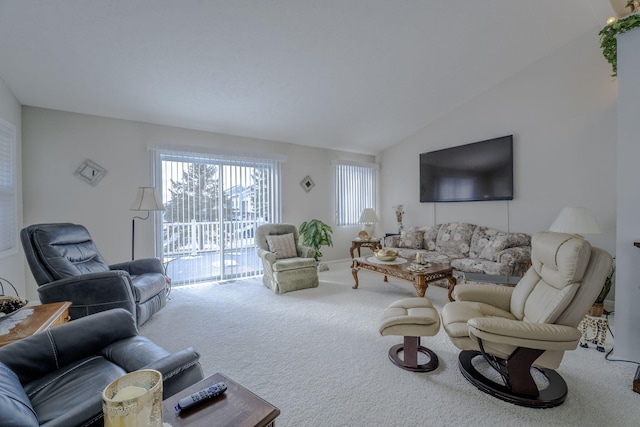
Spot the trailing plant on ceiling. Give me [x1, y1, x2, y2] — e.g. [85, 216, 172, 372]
[599, 9, 640, 77]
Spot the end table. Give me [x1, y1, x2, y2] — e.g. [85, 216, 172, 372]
[350, 238, 381, 258]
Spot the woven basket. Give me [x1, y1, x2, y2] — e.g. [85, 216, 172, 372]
[588, 303, 604, 317]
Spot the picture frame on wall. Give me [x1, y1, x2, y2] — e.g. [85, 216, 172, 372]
[300, 175, 315, 192]
[74, 160, 106, 186]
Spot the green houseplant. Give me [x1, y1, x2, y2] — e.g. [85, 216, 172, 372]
[299, 219, 333, 261]
[599, 7, 640, 77]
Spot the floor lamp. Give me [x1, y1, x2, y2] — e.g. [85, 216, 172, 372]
[130, 187, 165, 260]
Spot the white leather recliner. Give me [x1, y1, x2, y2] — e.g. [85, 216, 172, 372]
[441, 231, 612, 407]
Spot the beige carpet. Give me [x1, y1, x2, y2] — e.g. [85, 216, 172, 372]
[141, 261, 637, 427]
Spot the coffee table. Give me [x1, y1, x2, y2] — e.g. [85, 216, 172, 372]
[352, 257, 457, 301]
[163, 372, 280, 427]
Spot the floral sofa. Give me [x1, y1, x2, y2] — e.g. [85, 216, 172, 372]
[383, 223, 531, 280]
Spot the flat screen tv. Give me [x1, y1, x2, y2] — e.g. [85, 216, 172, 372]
[420, 135, 513, 202]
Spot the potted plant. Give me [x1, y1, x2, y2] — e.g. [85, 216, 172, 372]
[589, 263, 615, 317]
[299, 219, 333, 261]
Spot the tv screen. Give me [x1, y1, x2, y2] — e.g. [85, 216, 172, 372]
[420, 135, 513, 202]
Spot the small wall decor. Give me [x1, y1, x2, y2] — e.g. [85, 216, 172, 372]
[74, 160, 106, 186]
[300, 175, 315, 192]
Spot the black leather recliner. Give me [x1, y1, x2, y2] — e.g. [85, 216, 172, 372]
[21, 223, 167, 326]
[0, 308, 203, 427]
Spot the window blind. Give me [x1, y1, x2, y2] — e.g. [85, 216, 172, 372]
[335, 160, 378, 226]
[0, 118, 16, 258]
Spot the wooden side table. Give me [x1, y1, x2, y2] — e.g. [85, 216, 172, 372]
[163, 372, 280, 427]
[350, 238, 381, 258]
[0, 301, 72, 347]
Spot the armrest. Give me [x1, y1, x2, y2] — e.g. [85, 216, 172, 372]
[145, 348, 203, 398]
[0, 308, 138, 384]
[453, 283, 513, 312]
[468, 317, 582, 351]
[257, 248, 276, 263]
[496, 246, 531, 265]
[37, 271, 135, 307]
[296, 245, 316, 259]
[110, 258, 164, 275]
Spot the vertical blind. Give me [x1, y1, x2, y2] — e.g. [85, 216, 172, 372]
[335, 160, 378, 226]
[150, 144, 283, 284]
[0, 118, 16, 258]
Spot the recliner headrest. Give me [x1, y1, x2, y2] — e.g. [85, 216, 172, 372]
[531, 232, 591, 290]
[25, 223, 109, 281]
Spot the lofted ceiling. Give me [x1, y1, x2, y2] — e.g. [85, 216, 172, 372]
[0, 1, 615, 154]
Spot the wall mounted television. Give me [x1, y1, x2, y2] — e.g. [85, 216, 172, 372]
[420, 135, 513, 203]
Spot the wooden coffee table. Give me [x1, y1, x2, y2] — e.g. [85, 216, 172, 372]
[0, 301, 71, 347]
[163, 372, 280, 427]
[352, 257, 457, 301]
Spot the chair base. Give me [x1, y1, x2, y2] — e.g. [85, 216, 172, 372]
[388, 336, 438, 372]
[458, 350, 568, 408]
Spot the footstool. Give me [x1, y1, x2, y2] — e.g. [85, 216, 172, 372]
[379, 298, 440, 372]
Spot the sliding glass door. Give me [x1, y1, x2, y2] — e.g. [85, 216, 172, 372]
[155, 149, 281, 286]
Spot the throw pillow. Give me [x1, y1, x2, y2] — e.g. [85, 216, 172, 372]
[435, 223, 474, 256]
[266, 233, 298, 259]
[479, 234, 512, 261]
[399, 227, 424, 249]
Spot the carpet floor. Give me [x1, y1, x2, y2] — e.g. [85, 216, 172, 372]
[141, 261, 638, 427]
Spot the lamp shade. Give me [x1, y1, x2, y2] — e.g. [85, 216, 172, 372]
[130, 187, 165, 211]
[549, 207, 601, 235]
[359, 208, 378, 224]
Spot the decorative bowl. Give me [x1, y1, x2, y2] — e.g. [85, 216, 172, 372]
[374, 249, 398, 262]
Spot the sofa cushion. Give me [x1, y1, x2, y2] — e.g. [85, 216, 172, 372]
[418, 225, 440, 251]
[469, 226, 502, 258]
[451, 258, 513, 276]
[0, 362, 38, 427]
[436, 223, 475, 256]
[398, 227, 424, 249]
[272, 257, 317, 272]
[266, 233, 297, 259]
[480, 233, 531, 261]
[24, 356, 126, 427]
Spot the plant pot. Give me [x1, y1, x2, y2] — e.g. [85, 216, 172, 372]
[589, 303, 604, 317]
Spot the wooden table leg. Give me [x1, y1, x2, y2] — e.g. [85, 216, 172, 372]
[352, 267, 359, 289]
[414, 277, 427, 298]
[447, 275, 457, 302]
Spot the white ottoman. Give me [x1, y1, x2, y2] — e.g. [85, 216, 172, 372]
[379, 298, 440, 372]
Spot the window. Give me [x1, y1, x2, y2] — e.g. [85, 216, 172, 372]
[335, 160, 378, 226]
[0, 118, 16, 258]
[150, 144, 283, 285]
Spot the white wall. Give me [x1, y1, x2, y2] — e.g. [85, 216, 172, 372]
[379, 29, 616, 253]
[22, 107, 374, 300]
[614, 29, 640, 363]
[0, 77, 24, 296]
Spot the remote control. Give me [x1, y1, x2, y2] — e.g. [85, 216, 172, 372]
[175, 382, 227, 413]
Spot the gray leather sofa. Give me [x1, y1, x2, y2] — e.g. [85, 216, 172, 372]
[0, 308, 203, 427]
[21, 223, 167, 326]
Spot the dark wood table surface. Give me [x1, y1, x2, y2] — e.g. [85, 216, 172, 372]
[163, 372, 280, 427]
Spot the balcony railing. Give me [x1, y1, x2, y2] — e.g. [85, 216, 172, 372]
[163, 219, 259, 256]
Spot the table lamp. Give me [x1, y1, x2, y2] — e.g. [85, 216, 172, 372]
[549, 207, 601, 237]
[359, 208, 378, 239]
[130, 187, 165, 260]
